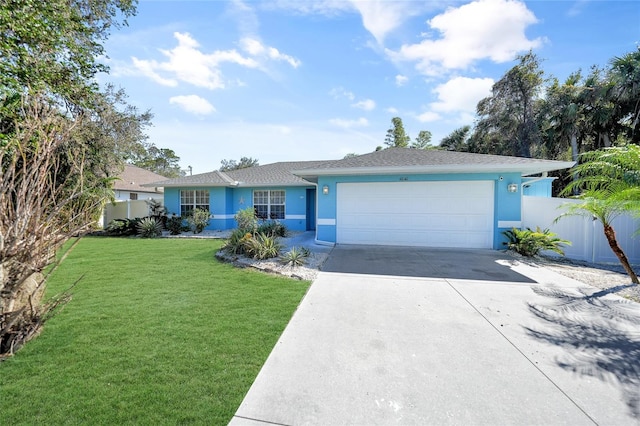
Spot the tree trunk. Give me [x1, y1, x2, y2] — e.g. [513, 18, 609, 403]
[570, 131, 580, 195]
[603, 224, 639, 284]
[599, 132, 611, 148]
[570, 132, 579, 163]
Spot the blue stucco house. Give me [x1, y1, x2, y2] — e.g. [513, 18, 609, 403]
[147, 148, 574, 250]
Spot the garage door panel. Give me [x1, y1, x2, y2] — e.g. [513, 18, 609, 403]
[336, 181, 494, 248]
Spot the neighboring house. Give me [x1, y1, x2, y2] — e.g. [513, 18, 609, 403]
[102, 165, 167, 227]
[147, 148, 574, 249]
[113, 164, 167, 201]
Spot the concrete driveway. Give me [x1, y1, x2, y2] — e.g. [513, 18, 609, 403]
[230, 245, 640, 425]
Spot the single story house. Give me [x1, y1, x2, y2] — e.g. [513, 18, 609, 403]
[147, 148, 574, 249]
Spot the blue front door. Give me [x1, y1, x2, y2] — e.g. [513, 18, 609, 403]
[306, 188, 316, 231]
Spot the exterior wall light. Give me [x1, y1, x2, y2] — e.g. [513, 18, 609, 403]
[507, 183, 518, 193]
[322, 185, 329, 195]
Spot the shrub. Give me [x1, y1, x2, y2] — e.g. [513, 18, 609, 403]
[187, 208, 211, 234]
[223, 229, 252, 255]
[503, 227, 571, 257]
[280, 246, 310, 267]
[257, 220, 287, 237]
[146, 198, 167, 218]
[137, 217, 163, 238]
[165, 216, 184, 235]
[243, 232, 282, 260]
[104, 218, 141, 236]
[235, 207, 258, 233]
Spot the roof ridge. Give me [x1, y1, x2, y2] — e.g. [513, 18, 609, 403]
[215, 170, 236, 184]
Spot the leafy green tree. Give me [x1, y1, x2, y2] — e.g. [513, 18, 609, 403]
[384, 117, 410, 148]
[0, 0, 144, 356]
[609, 48, 640, 143]
[0, 0, 136, 100]
[557, 145, 640, 284]
[439, 126, 471, 151]
[412, 130, 433, 149]
[473, 52, 545, 157]
[132, 145, 183, 178]
[220, 157, 259, 172]
[540, 72, 586, 163]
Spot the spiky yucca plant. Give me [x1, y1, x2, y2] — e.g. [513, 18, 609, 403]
[137, 217, 163, 238]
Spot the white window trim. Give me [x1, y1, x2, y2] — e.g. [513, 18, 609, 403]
[253, 189, 285, 220]
[180, 189, 210, 216]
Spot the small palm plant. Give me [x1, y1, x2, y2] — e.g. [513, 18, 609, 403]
[503, 227, 570, 257]
[557, 145, 640, 284]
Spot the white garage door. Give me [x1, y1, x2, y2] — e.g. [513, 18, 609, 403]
[336, 181, 494, 248]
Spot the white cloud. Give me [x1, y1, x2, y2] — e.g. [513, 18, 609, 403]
[349, 1, 418, 44]
[329, 117, 369, 128]
[351, 99, 376, 111]
[415, 77, 493, 124]
[131, 57, 178, 87]
[430, 77, 494, 113]
[395, 75, 408, 87]
[416, 111, 441, 122]
[386, 107, 399, 114]
[169, 95, 216, 115]
[240, 37, 302, 68]
[269, 0, 427, 44]
[387, 0, 543, 75]
[329, 87, 355, 101]
[132, 32, 259, 90]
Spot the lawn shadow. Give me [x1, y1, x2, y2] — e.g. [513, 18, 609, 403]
[525, 286, 640, 419]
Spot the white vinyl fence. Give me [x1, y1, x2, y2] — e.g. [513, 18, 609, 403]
[522, 196, 640, 265]
[102, 200, 156, 228]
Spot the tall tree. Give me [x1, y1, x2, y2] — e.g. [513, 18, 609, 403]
[412, 130, 433, 149]
[609, 48, 640, 143]
[220, 157, 259, 172]
[439, 126, 471, 151]
[473, 52, 545, 157]
[540, 72, 586, 163]
[131, 145, 183, 178]
[0, 0, 145, 356]
[384, 117, 410, 148]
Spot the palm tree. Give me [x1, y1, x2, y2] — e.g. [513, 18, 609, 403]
[609, 48, 640, 142]
[557, 145, 640, 284]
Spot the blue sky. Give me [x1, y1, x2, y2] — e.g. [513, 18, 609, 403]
[102, 0, 639, 174]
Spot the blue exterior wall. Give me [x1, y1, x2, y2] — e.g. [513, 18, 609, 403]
[522, 177, 554, 197]
[164, 185, 315, 232]
[315, 172, 523, 249]
[164, 187, 181, 217]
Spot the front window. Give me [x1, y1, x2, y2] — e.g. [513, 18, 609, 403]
[180, 190, 209, 216]
[253, 190, 285, 220]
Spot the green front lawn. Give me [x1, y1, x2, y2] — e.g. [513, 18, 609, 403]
[0, 237, 310, 425]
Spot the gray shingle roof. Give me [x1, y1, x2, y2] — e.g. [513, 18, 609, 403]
[146, 160, 335, 188]
[292, 148, 575, 177]
[148, 170, 235, 187]
[226, 161, 334, 186]
[145, 148, 575, 187]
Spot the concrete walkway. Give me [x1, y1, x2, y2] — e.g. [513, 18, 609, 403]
[230, 246, 640, 425]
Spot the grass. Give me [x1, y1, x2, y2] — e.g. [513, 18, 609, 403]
[0, 237, 310, 425]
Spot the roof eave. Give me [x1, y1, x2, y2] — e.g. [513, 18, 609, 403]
[293, 162, 576, 177]
[141, 181, 314, 188]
